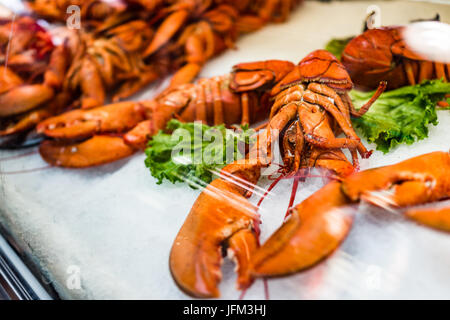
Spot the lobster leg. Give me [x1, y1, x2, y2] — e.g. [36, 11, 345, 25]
[311, 149, 355, 178]
[166, 21, 216, 90]
[303, 89, 371, 158]
[297, 101, 358, 172]
[340, 81, 387, 118]
[235, 15, 265, 33]
[298, 101, 360, 150]
[43, 43, 71, 89]
[80, 56, 106, 108]
[418, 61, 434, 83]
[168, 63, 202, 89]
[269, 85, 303, 119]
[0, 109, 51, 136]
[306, 83, 351, 124]
[0, 84, 54, 117]
[262, 103, 298, 162]
[143, 10, 189, 57]
[435, 62, 447, 82]
[309, 82, 386, 119]
[113, 67, 161, 102]
[258, 0, 284, 23]
[303, 90, 358, 139]
[403, 59, 417, 86]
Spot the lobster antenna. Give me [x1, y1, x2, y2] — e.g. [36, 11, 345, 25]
[257, 174, 284, 208]
[209, 168, 273, 199]
[3, 12, 16, 71]
[285, 176, 300, 219]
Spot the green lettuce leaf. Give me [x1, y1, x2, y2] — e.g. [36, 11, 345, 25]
[351, 79, 450, 153]
[144, 119, 255, 188]
[324, 37, 352, 60]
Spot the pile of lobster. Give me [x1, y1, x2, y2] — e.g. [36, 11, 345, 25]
[3, 10, 447, 166]
[1, 0, 303, 147]
[36, 49, 385, 168]
[33, 48, 450, 299]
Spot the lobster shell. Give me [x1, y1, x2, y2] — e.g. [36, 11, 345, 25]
[271, 50, 353, 95]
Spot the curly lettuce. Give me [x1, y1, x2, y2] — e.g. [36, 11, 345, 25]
[145, 120, 255, 188]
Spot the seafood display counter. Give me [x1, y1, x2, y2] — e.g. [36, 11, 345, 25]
[1, 0, 450, 299]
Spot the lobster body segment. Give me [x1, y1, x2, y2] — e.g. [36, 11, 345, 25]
[230, 60, 296, 92]
[271, 50, 353, 95]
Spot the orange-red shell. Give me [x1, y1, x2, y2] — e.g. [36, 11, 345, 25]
[341, 26, 429, 90]
[271, 50, 353, 95]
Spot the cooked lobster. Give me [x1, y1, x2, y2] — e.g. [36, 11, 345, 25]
[169, 50, 386, 298]
[64, 17, 158, 109]
[341, 25, 450, 91]
[37, 60, 295, 167]
[0, 17, 72, 140]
